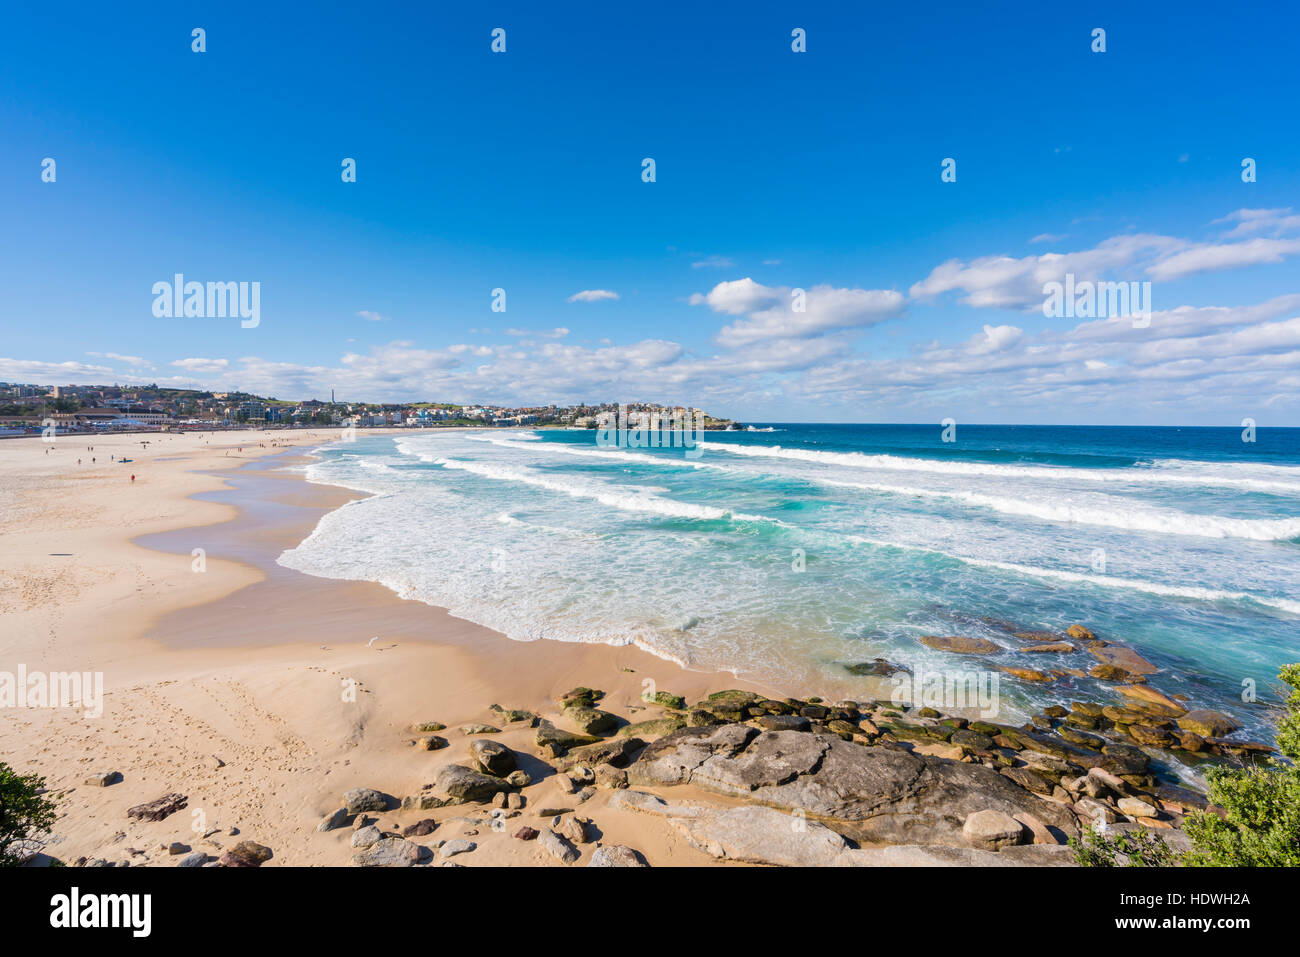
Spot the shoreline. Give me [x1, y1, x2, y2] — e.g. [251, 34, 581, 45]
[0, 428, 1256, 867]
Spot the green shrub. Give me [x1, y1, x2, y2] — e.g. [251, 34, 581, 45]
[1070, 824, 1180, 866]
[0, 762, 58, 866]
[1182, 664, 1300, 867]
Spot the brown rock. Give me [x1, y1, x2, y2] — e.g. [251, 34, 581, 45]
[1086, 642, 1158, 676]
[998, 666, 1053, 682]
[1177, 710, 1240, 738]
[126, 793, 188, 822]
[919, 635, 1002, 655]
[220, 841, 272, 867]
[1115, 684, 1187, 716]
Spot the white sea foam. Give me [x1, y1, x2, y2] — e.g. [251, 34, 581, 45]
[822, 478, 1300, 541]
[425, 454, 769, 523]
[699, 441, 1300, 493]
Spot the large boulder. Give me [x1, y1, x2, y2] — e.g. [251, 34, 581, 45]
[962, 810, 1027, 850]
[1177, 710, 1240, 738]
[589, 845, 649, 867]
[435, 764, 512, 802]
[626, 727, 1078, 846]
[563, 705, 620, 736]
[469, 739, 517, 777]
[553, 736, 644, 770]
[343, 787, 388, 814]
[536, 720, 601, 758]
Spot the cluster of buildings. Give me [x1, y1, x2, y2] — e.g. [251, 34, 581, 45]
[0, 383, 734, 437]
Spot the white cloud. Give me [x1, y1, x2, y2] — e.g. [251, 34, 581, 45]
[356, 310, 388, 322]
[691, 256, 735, 269]
[171, 358, 229, 374]
[912, 217, 1300, 309]
[86, 351, 152, 367]
[692, 278, 906, 347]
[1213, 207, 1300, 238]
[1146, 238, 1300, 280]
[504, 327, 570, 338]
[567, 289, 619, 303]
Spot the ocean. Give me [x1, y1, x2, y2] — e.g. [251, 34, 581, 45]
[279, 423, 1300, 744]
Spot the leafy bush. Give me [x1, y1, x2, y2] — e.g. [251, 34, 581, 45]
[1070, 824, 1180, 866]
[1183, 664, 1300, 867]
[0, 762, 58, 866]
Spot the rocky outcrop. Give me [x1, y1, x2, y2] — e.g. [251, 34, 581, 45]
[626, 726, 1078, 846]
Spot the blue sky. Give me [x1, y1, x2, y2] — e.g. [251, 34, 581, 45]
[2, 1, 1299, 423]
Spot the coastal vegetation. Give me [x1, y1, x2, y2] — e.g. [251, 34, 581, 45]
[0, 762, 56, 867]
[1072, 663, 1300, 867]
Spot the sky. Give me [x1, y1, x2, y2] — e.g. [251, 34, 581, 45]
[2, 0, 1299, 424]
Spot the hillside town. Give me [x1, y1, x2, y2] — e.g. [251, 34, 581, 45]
[0, 381, 738, 436]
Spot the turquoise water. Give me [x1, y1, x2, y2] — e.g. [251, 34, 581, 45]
[279, 424, 1300, 741]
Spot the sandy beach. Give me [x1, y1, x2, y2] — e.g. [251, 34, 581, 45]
[0, 429, 784, 866]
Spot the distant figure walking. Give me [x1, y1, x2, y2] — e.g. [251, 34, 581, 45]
[130, 474, 135, 482]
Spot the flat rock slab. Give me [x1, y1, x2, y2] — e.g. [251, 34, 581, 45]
[627, 728, 1078, 846]
[1086, 643, 1158, 676]
[677, 805, 851, 867]
[1115, 684, 1187, 716]
[352, 837, 424, 867]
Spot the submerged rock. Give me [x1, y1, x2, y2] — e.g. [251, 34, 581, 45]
[919, 635, 1001, 655]
[1176, 709, 1240, 738]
